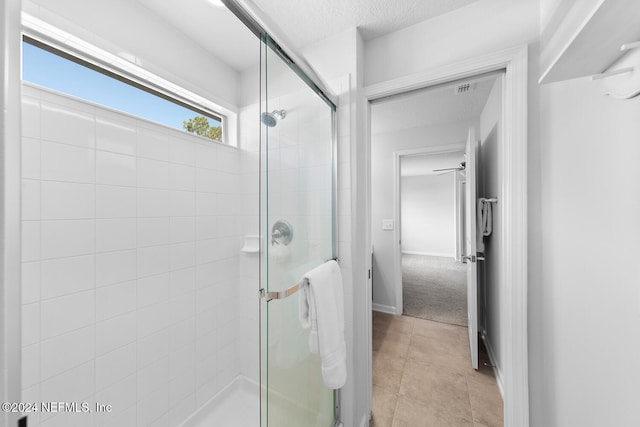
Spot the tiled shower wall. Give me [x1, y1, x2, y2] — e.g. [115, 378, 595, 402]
[237, 104, 260, 385]
[20, 83, 248, 427]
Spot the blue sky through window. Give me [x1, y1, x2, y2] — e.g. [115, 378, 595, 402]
[22, 41, 222, 132]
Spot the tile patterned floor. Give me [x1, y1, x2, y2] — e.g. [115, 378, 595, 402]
[371, 311, 503, 427]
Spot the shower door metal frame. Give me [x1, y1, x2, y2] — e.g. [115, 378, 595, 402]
[222, 1, 341, 426]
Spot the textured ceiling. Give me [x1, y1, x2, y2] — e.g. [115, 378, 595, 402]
[251, 0, 480, 47]
[137, 0, 480, 72]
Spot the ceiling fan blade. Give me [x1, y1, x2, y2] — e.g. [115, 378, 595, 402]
[432, 167, 461, 172]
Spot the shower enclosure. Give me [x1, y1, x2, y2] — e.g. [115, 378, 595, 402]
[259, 34, 338, 426]
[16, 1, 338, 426]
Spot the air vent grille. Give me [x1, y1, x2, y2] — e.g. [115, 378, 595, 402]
[455, 82, 476, 94]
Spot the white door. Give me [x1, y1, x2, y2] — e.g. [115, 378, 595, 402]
[464, 128, 479, 370]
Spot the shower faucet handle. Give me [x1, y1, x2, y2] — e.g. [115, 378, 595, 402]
[271, 229, 282, 245]
[271, 220, 293, 246]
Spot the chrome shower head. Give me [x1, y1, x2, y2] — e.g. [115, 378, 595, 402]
[261, 109, 286, 127]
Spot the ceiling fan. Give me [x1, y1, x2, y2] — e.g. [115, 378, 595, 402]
[433, 161, 466, 175]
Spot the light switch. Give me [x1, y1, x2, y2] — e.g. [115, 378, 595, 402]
[382, 219, 394, 231]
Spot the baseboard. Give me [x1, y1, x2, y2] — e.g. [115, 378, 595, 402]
[372, 303, 396, 314]
[481, 332, 505, 399]
[359, 412, 371, 427]
[401, 251, 455, 258]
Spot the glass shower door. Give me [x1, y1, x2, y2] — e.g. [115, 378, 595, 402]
[260, 36, 337, 427]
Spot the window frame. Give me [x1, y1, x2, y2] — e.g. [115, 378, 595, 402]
[22, 34, 227, 144]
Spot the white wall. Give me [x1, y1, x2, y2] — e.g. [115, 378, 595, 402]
[478, 76, 503, 381]
[371, 120, 476, 311]
[537, 77, 640, 426]
[364, 0, 538, 86]
[20, 84, 245, 427]
[400, 174, 456, 257]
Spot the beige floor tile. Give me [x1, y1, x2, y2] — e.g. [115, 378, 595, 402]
[407, 331, 470, 373]
[371, 385, 397, 427]
[373, 315, 503, 427]
[373, 312, 416, 336]
[413, 316, 465, 339]
[392, 395, 474, 427]
[467, 371, 503, 427]
[374, 330, 412, 359]
[372, 350, 406, 393]
[399, 358, 473, 421]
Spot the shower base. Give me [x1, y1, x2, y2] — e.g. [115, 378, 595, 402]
[181, 376, 260, 427]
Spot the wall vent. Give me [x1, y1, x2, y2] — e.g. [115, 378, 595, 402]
[454, 82, 476, 94]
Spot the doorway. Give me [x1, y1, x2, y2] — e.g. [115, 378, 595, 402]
[369, 72, 503, 423]
[398, 149, 467, 326]
[371, 73, 500, 325]
[365, 45, 530, 425]
[364, 46, 529, 425]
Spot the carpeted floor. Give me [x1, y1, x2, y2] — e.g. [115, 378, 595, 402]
[402, 254, 467, 326]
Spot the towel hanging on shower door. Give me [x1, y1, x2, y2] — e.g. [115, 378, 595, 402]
[298, 259, 346, 389]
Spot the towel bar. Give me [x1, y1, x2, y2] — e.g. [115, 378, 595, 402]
[479, 197, 498, 203]
[260, 284, 300, 301]
[259, 258, 339, 301]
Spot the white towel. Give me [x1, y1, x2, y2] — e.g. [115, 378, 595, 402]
[480, 199, 493, 237]
[298, 260, 347, 389]
[477, 198, 493, 253]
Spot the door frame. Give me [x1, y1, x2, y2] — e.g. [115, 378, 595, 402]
[392, 144, 465, 316]
[365, 44, 529, 426]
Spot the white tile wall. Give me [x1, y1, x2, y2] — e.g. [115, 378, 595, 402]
[22, 261, 41, 304]
[96, 185, 137, 218]
[96, 343, 137, 391]
[96, 114, 137, 155]
[237, 105, 261, 385]
[41, 181, 95, 220]
[96, 280, 136, 321]
[96, 312, 136, 357]
[41, 141, 95, 183]
[21, 85, 247, 427]
[22, 179, 41, 221]
[41, 101, 95, 149]
[95, 249, 137, 287]
[40, 255, 95, 300]
[96, 151, 136, 187]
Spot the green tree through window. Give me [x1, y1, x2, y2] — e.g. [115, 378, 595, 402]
[183, 115, 222, 142]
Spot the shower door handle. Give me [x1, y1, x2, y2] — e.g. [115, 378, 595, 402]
[462, 255, 476, 263]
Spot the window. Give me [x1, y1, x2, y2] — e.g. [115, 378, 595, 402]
[22, 37, 224, 143]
